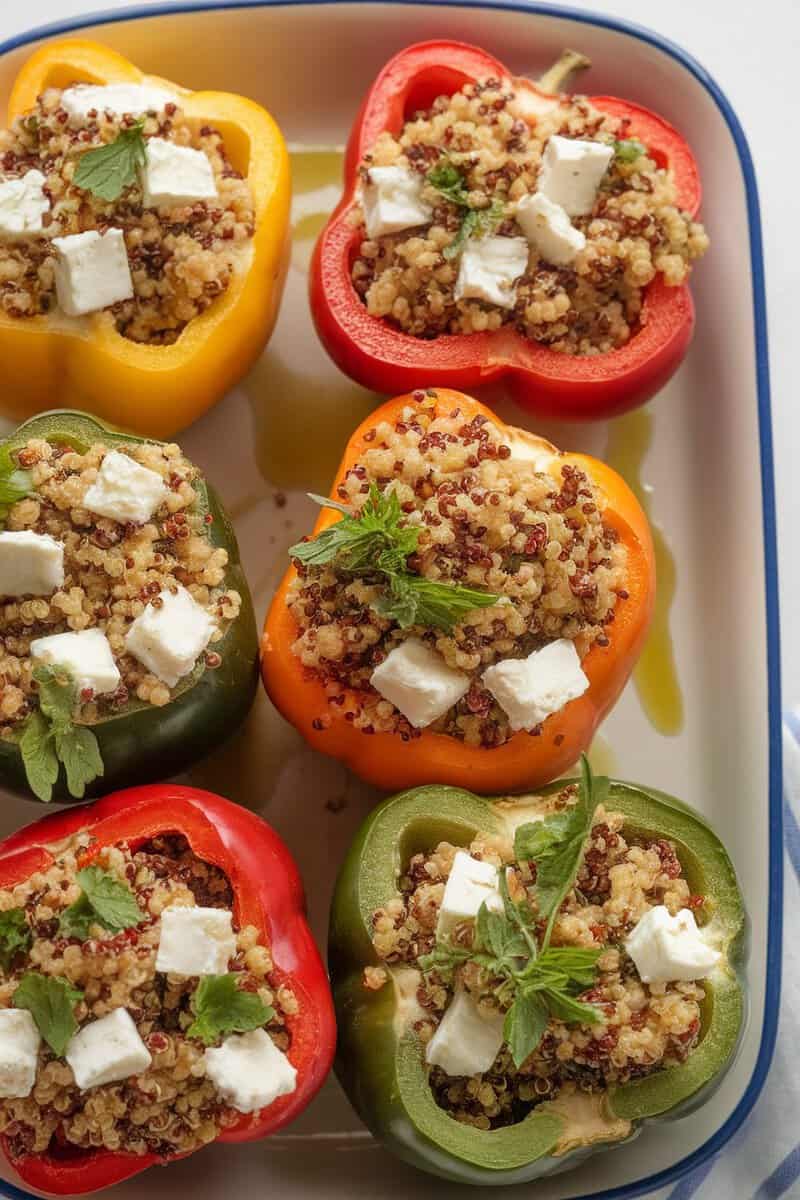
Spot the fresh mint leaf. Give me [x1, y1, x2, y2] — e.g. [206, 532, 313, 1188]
[426, 159, 471, 207]
[18, 709, 60, 803]
[504, 991, 549, 1068]
[542, 988, 602, 1026]
[187, 974, 274, 1046]
[59, 866, 142, 940]
[13, 972, 83, 1056]
[0, 909, 32, 972]
[18, 667, 104, 803]
[375, 573, 501, 632]
[614, 138, 647, 163]
[443, 198, 506, 261]
[73, 120, 147, 201]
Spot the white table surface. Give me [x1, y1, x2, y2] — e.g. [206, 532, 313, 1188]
[2, 0, 795, 695]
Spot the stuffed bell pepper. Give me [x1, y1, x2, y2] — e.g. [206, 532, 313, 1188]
[0, 410, 258, 804]
[0, 783, 335, 1194]
[329, 761, 745, 1184]
[262, 388, 654, 793]
[0, 38, 290, 437]
[311, 41, 708, 419]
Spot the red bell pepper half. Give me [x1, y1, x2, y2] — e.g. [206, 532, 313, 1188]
[310, 40, 702, 420]
[0, 785, 336, 1195]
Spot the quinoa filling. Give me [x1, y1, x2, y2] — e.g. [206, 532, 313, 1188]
[0, 436, 241, 732]
[0, 834, 295, 1158]
[0, 88, 254, 343]
[352, 77, 709, 355]
[368, 784, 709, 1130]
[288, 393, 627, 748]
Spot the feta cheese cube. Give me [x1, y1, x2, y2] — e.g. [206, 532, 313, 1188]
[425, 988, 504, 1076]
[454, 236, 528, 309]
[370, 638, 469, 729]
[0, 1009, 40, 1099]
[31, 627, 121, 696]
[626, 905, 721, 984]
[205, 1028, 297, 1113]
[124, 585, 216, 688]
[66, 1008, 152, 1089]
[362, 165, 433, 239]
[537, 135, 614, 217]
[61, 83, 178, 123]
[156, 905, 237, 976]
[83, 450, 168, 525]
[52, 229, 133, 317]
[515, 193, 586, 266]
[482, 638, 589, 732]
[436, 850, 503, 939]
[141, 138, 218, 208]
[0, 531, 64, 597]
[0, 170, 49, 239]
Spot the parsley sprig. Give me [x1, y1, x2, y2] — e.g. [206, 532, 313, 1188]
[18, 666, 104, 803]
[0, 909, 32, 972]
[73, 119, 147, 201]
[419, 757, 608, 1068]
[187, 974, 275, 1046]
[59, 866, 143, 940]
[13, 972, 83, 1056]
[289, 484, 500, 632]
[426, 159, 506, 259]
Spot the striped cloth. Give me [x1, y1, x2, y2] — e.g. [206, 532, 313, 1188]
[642, 719, 800, 1200]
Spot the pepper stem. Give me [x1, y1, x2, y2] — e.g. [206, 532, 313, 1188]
[536, 48, 591, 95]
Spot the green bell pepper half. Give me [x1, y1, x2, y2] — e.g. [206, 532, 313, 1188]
[0, 410, 258, 804]
[328, 778, 747, 1185]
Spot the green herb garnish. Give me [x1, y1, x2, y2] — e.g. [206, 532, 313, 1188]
[419, 757, 607, 1067]
[426, 158, 506, 259]
[0, 909, 32, 973]
[290, 484, 500, 632]
[614, 138, 647, 164]
[59, 865, 143, 940]
[73, 119, 147, 201]
[0, 446, 32, 524]
[187, 974, 275, 1046]
[18, 666, 104, 803]
[13, 972, 83, 1056]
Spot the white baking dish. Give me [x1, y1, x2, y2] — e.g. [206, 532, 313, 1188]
[0, 3, 781, 1198]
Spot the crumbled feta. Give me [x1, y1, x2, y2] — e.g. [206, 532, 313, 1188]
[205, 1028, 297, 1113]
[482, 638, 589, 732]
[124, 585, 216, 688]
[52, 229, 133, 317]
[454, 236, 528, 309]
[0, 170, 49, 239]
[0, 531, 64, 597]
[141, 138, 218, 208]
[156, 905, 237, 976]
[30, 628, 121, 696]
[83, 450, 168, 525]
[537, 135, 614, 217]
[370, 637, 469, 729]
[362, 165, 433, 239]
[515, 192, 586, 266]
[425, 988, 504, 1076]
[0, 1009, 40, 1099]
[436, 850, 503, 939]
[626, 905, 721, 984]
[66, 1008, 152, 1090]
[61, 83, 178, 122]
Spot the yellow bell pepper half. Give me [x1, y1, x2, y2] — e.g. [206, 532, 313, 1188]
[1, 39, 291, 438]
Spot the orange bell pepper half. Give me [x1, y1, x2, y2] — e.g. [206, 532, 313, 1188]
[261, 389, 655, 794]
[1, 39, 290, 438]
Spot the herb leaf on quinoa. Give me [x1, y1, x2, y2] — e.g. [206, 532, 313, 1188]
[13, 972, 83, 1056]
[291, 485, 501, 633]
[73, 118, 148, 201]
[17, 666, 104, 803]
[0, 446, 32, 523]
[426, 158, 506, 259]
[59, 865, 143, 940]
[0, 908, 32, 972]
[613, 138, 648, 163]
[187, 973, 275, 1045]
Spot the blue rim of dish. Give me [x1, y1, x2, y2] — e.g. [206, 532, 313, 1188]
[0, 3, 781, 1199]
